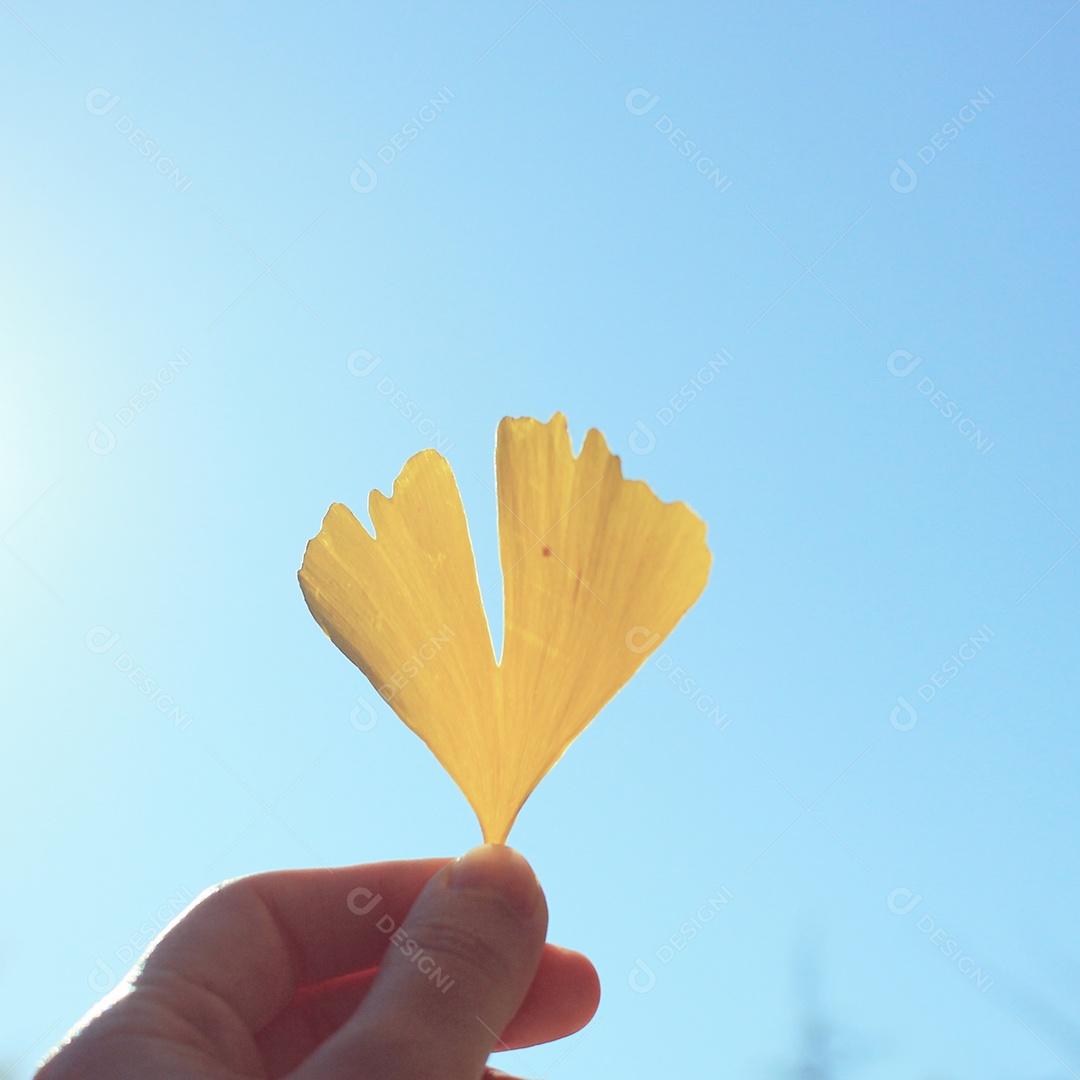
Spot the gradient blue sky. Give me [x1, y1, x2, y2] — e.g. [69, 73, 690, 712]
[2, 3, 1079, 1077]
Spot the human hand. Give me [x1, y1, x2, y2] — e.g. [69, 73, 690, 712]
[36, 845, 600, 1079]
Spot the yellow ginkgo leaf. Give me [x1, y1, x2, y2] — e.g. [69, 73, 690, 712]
[299, 412, 711, 843]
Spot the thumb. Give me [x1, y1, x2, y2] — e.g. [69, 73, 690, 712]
[295, 844, 547, 1080]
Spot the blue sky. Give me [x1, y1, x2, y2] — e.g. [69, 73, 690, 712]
[2, 2, 1079, 1077]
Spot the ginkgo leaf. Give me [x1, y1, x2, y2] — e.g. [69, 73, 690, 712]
[299, 412, 711, 843]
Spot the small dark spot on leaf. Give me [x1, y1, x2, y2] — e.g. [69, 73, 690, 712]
[542, 546, 552, 557]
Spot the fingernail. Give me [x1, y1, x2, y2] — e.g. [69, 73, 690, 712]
[447, 844, 541, 918]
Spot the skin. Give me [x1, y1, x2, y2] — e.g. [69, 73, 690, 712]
[36, 845, 600, 1080]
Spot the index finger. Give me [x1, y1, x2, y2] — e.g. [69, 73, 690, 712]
[140, 858, 451, 1032]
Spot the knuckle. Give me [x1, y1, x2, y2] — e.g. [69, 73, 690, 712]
[404, 912, 514, 987]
